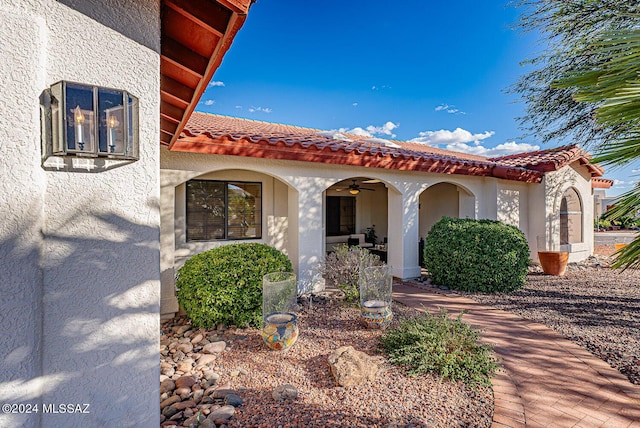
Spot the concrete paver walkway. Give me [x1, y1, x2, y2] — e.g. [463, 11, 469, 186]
[393, 282, 640, 428]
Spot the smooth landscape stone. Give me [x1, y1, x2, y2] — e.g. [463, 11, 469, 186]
[176, 361, 192, 372]
[209, 405, 235, 423]
[202, 341, 226, 354]
[173, 400, 196, 410]
[197, 354, 217, 365]
[175, 376, 196, 389]
[160, 395, 181, 409]
[177, 342, 193, 353]
[224, 393, 243, 407]
[211, 388, 235, 399]
[173, 325, 191, 335]
[203, 370, 219, 381]
[160, 379, 176, 394]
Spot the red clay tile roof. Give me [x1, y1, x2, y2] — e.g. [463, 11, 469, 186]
[592, 177, 614, 189]
[170, 113, 604, 183]
[488, 144, 604, 177]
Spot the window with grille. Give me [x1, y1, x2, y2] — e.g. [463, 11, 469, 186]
[186, 180, 262, 241]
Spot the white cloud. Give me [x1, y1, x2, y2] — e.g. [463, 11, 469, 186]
[248, 106, 272, 113]
[410, 128, 538, 157]
[235, 105, 243, 109]
[632, 169, 639, 173]
[435, 103, 466, 115]
[445, 141, 540, 157]
[340, 127, 371, 137]
[338, 121, 399, 138]
[367, 121, 398, 137]
[208, 81, 225, 87]
[613, 179, 627, 186]
[352, 102, 359, 106]
[410, 128, 494, 146]
[204, 99, 215, 106]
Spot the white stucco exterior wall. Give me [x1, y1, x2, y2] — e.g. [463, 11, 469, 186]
[1, 2, 161, 427]
[161, 150, 535, 313]
[535, 163, 594, 262]
[0, 7, 47, 427]
[160, 137, 598, 315]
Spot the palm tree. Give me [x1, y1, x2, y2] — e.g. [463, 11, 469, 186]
[554, 29, 640, 269]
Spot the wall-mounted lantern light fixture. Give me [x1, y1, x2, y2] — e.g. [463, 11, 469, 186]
[45, 81, 139, 160]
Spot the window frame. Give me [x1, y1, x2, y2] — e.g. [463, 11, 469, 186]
[560, 187, 583, 245]
[186, 179, 262, 242]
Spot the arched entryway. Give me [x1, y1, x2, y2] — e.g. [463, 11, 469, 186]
[418, 182, 476, 239]
[324, 177, 389, 259]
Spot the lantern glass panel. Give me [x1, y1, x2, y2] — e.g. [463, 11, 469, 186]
[98, 88, 125, 155]
[64, 84, 95, 153]
[127, 94, 139, 159]
[50, 83, 64, 154]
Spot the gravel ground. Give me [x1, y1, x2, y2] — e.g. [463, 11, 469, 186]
[468, 257, 640, 385]
[161, 296, 494, 427]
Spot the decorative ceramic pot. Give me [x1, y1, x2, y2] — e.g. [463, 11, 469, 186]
[360, 299, 393, 329]
[262, 312, 298, 351]
[538, 251, 569, 276]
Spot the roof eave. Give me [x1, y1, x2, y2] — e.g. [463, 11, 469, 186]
[170, 136, 544, 183]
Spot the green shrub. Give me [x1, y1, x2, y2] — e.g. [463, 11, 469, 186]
[379, 309, 499, 387]
[424, 217, 530, 293]
[176, 243, 293, 328]
[321, 244, 382, 303]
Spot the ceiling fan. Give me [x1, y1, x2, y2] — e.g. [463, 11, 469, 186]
[335, 179, 375, 195]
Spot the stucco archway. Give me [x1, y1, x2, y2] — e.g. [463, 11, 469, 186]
[324, 177, 390, 259]
[418, 181, 476, 239]
[160, 168, 298, 317]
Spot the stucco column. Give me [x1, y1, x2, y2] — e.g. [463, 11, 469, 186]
[388, 184, 422, 279]
[160, 181, 179, 318]
[292, 180, 325, 293]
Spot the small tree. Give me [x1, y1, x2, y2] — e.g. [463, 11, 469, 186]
[321, 244, 382, 303]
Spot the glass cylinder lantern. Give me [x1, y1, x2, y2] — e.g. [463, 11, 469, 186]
[262, 272, 298, 351]
[359, 265, 393, 329]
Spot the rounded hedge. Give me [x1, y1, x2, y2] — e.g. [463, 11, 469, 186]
[424, 217, 530, 293]
[176, 243, 293, 328]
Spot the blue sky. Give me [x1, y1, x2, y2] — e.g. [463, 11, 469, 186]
[197, 0, 637, 196]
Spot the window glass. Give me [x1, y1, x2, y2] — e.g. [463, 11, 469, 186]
[560, 188, 582, 244]
[186, 180, 262, 241]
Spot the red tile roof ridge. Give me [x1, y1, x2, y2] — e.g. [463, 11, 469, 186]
[487, 143, 582, 161]
[177, 113, 602, 181]
[185, 112, 490, 162]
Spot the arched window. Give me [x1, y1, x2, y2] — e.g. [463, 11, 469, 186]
[560, 188, 582, 244]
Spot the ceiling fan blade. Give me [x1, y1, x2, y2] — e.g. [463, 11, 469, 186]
[362, 179, 382, 184]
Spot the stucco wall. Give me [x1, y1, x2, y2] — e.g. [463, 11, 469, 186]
[160, 149, 510, 305]
[161, 149, 599, 311]
[0, 7, 47, 428]
[419, 182, 461, 237]
[536, 163, 594, 262]
[0, 1, 160, 427]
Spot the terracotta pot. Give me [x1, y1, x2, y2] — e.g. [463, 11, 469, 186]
[538, 251, 569, 276]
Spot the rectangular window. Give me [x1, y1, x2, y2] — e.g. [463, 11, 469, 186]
[326, 196, 356, 236]
[186, 180, 262, 241]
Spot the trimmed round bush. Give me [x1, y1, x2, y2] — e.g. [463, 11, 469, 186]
[424, 217, 530, 293]
[176, 243, 293, 328]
